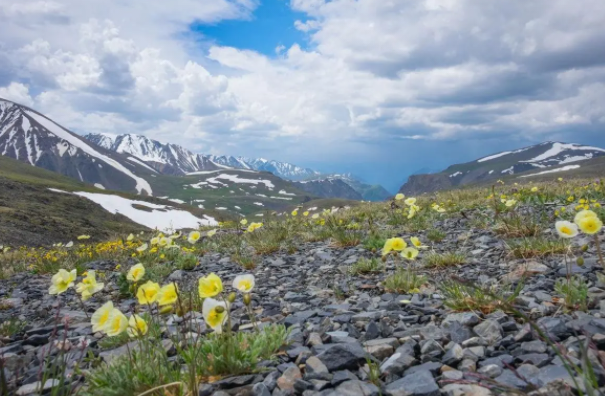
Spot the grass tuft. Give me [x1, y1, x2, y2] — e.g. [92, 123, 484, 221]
[507, 237, 569, 258]
[423, 252, 465, 267]
[349, 257, 385, 275]
[383, 268, 427, 293]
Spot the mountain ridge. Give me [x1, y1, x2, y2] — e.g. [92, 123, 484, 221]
[399, 141, 605, 195]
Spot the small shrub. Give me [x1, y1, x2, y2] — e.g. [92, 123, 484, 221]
[0, 318, 25, 337]
[507, 237, 568, 258]
[426, 229, 446, 243]
[383, 268, 427, 293]
[175, 253, 198, 270]
[349, 257, 385, 275]
[554, 276, 589, 311]
[180, 324, 288, 378]
[494, 216, 542, 238]
[362, 234, 387, 252]
[423, 252, 465, 267]
[440, 280, 523, 314]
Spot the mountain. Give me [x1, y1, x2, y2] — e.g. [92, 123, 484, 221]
[399, 141, 605, 195]
[323, 174, 391, 201]
[85, 132, 320, 180]
[0, 99, 154, 195]
[85, 133, 221, 175]
[292, 178, 363, 200]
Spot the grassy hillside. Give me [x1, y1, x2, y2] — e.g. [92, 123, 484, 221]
[0, 156, 232, 246]
[148, 169, 317, 216]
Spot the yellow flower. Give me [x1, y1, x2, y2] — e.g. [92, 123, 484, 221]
[574, 210, 598, 224]
[77, 235, 91, 240]
[558, 177, 563, 182]
[312, 213, 319, 219]
[187, 230, 201, 244]
[232, 274, 255, 292]
[410, 237, 427, 249]
[49, 269, 77, 295]
[404, 198, 416, 206]
[303, 211, 309, 217]
[531, 187, 538, 192]
[136, 243, 148, 252]
[291, 210, 298, 217]
[207, 229, 217, 237]
[126, 264, 145, 282]
[382, 237, 406, 256]
[157, 283, 179, 306]
[401, 247, 419, 260]
[567, 196, 575, 203]
[505, 200, 517, 207]
[555, 221, 579, 238]
[202, 298, 229, 333]
[577, 216, 603, 235]
[91, 301, 114, 333]
[395, 193, 405, 201]
[240, 219, 248, 226]
[199, 273, 223, 298]
[246, 222, 263, 232]
[150, 237, 159, 246]
[75, 270, 104, 301]
[158, 236, 172, 247]
[105, 309, 128, 337]
[127, 233, 135, 241]
[136, 280, 160, 305]
[127, 315, 148, 338]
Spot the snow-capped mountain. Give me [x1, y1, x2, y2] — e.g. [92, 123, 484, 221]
[399, 141, 605, 195]
[0, 99, 153, 195]
[85, 132, 321, 180]
[85, 133, 222, 175]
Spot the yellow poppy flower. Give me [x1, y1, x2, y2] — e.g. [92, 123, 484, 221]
[49, 269, 77, 295]
[198, 273, 223, 298]
[410, 237, 427, 249]
[232, 274, 255, 293]
[401, 247, 419, 260]
[75, 270, 104, 301]
[105, 309, 128, 337]
[136, 280, 160, 305]
[577, 216, 603, 235]
[291, 210, 298, 217]
[187, 231, 201, 244]
[127, 315, 148, 338]
[91, 301, 114, 333]
[207, 229, 217, 237]
[202, 298, 229, 333]
[126, 264, 145, 282]
[157, 283, 179, 306]
[555, 221, 579, 238]
[395, 193, 405, 201]
[404, 198, 416, 206]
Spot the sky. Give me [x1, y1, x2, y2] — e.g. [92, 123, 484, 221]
[1, 0, 605, 193]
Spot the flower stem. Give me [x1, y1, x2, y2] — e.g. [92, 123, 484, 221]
[595, 235, 605, 269]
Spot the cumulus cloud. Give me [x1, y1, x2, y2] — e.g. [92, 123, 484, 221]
[0, 0, 604, 183]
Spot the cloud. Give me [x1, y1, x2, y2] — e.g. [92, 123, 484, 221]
[0, 0, 604, 186]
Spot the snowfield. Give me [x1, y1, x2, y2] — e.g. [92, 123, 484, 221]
[519, 165, 581, 178]
[205, 173, 275, 189]
[47, 189, 217, 229]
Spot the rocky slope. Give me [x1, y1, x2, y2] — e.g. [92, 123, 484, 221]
[400, 141, 605, 195]
[2, 206, 604, 395]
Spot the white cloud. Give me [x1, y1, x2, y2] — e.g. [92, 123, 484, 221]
[0, 0, 604, 166]
[0, 82, 34, 106]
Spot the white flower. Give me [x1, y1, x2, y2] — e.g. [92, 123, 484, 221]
[202, 298, 229, 333]
[232, 274, 255, 293]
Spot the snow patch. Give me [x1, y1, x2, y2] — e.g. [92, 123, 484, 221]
[206, 173, 275, 188]
[449, 171, 463, 178]
[94, 183, 105, 190]
[519, 165, 581, 178]
[168, 199, 186, 204]
[127, 157, 159, 173]
[278, 189, 296, 196]
[46, 189, 216, 229]
[501, 166, 514, 175]
[521, 142, 605, 163]
[253, 202, 264, 206]
[216, 207, 227, 210]
[477, 151, 512, 162]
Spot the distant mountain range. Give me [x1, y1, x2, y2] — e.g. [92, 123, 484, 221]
[399, 141, 605, 194]
[0, 98, 386, 205]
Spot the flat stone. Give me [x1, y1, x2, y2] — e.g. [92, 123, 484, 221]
[334, 380, 380, 396]
[441, 384, 494, 396]
[305, 356, 331, 380]
[16, 379, 61, 395]
[442, 344, 464, 366]
[277, 366, 303, 391]
[317, 343, 367, 371]
[384, 370, 439, 396]
[380, 352, 417, 376]
[473, 320, 502, 344]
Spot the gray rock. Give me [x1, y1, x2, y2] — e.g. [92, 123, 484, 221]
[441, 384, 494, 396]
[477, 364, 502, 378]
[473, 320, 502, 344]
[16, 379, 61, 396]
[334, 380, 380, 396]
[442, 343, 463, 366]
[253, 383, 272, 396]
[277, 366, 303, 391]
[317, 343, 367, 371]
[442, 313, 481, 327]
[384, 370, 439, 396]
[380, 352, 417, 376]
[478, 354, 514, 368]
[363, 338, 398, 360]
[404, 361, 442, 376]
[305, 356, 331, 381]
[331, 370, 358, 386]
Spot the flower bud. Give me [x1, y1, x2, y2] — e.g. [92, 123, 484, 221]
[243, 293, 252, 306]
[227, 292, 237, 303]
[214, 305, 225, 314]
[381, 255, 387, 263]
[581, 244, 589, 252]
[159, 305, 174, 315]
[371, 248, 377, 254]
[577, 256, 585, 267]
